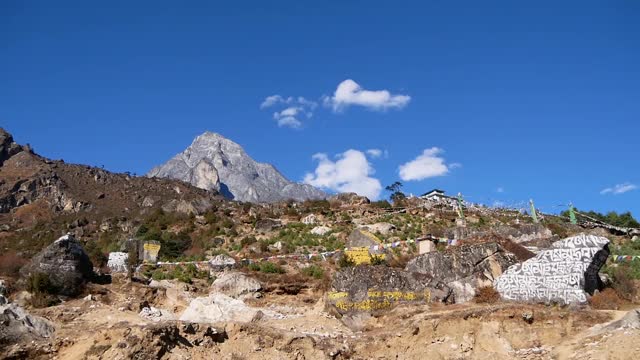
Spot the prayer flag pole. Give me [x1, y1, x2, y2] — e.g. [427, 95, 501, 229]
[529, 199, 539, 223]
[569, 202, 577, 225]
[457, 192, 465, 221]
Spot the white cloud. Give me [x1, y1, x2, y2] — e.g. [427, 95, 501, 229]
[303, 149, 382, 200]
[600, 182, 637, 195]
[398, 147, 451, 181]
[260, 95, 290, 109]
[261, 96, 317, 128]
[324, 79, 411, 112]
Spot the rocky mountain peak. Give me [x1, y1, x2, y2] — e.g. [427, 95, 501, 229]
[0, 128, 25, 166]
[148, 132, 325, 203]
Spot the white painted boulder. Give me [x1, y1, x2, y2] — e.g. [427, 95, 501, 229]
[107, 252, 129, 273]
[495, 233, 610, 305]
[311, 226, 331, 236]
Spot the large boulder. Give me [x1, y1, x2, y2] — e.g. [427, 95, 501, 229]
[179, 293, 278, 323]
[359, 223, 396, 236]
[495, 233, 610, 305]
[208, 254, 237, 271]
[347, 229, 383, 248]
[254, 218, 282, 233]
[405, 242, 517, 303]
[329, 265, 451, 315]
[210, 272, 261, 299]
[20, 234, 94, 296]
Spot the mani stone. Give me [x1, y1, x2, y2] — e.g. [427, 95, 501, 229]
[494, 233, 610, 305]
[107, 252, 129, 273]
[302, 214, 317, 225]
[19, 234, 94, 297]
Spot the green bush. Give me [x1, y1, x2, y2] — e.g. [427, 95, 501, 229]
[370, 254, 387, 266]
[248, 261, 285, 274]
[149, 264, 209, 284]
[27, 272, 56, 294]
[301, 265, 324, 279]
[338, 254, 355, 268]
[241, 236, 257, 248]
[259, 261, 285, 274]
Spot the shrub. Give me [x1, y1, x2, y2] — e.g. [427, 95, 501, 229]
[474, 286, 501, 304]
[27, 273, 57, 294]
[338, 254, 355, 268]
[259, 261, 285, 274]
[589, 288, 624, 310]
[608, 265, 637, 300]
[301, 265, 324, 279]
[84, 240, 108, 268]
[26, 273, 60, 308]
[248, 261, 285, 274]
[29, 291, 59, 308]
[240, 236, 257, 248]
[370, 254, 387, 266]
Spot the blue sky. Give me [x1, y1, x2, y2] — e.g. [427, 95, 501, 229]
[1, 1, 639, 215]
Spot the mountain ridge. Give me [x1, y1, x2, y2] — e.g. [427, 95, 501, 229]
[147, 131, 325, 203]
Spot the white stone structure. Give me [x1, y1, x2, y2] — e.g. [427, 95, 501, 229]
[418, 239, 436, 254]
[495, 234, 610, 305]
[107, 252, 129, 273]
[302, 214, 317, 225]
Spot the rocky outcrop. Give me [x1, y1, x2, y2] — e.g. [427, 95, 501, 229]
[210, 272, 262, 299]
[0, 128, 221, 219]
[20, 234, 94, 296]
[328, 243, 517, 315]
[0, 128, 24, 166]
[406, 242, 517, 303]
[495, 234, 610, 305]
[0, 298, 55, 346]
[148, 131, 325, 203]
[329, 193, 370, 207]
[255, 218, 282, 233]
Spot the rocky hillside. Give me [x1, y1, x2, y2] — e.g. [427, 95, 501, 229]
[147, 131, 325, 203]
[0, 128, 222, 253]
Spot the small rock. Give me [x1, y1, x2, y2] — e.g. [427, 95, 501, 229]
[522, 310, 534, 324]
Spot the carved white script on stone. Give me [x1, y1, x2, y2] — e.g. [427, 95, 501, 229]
[495, 234, 609, 305]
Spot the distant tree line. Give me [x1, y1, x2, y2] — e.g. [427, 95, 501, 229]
[561, 208, 640, 228]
